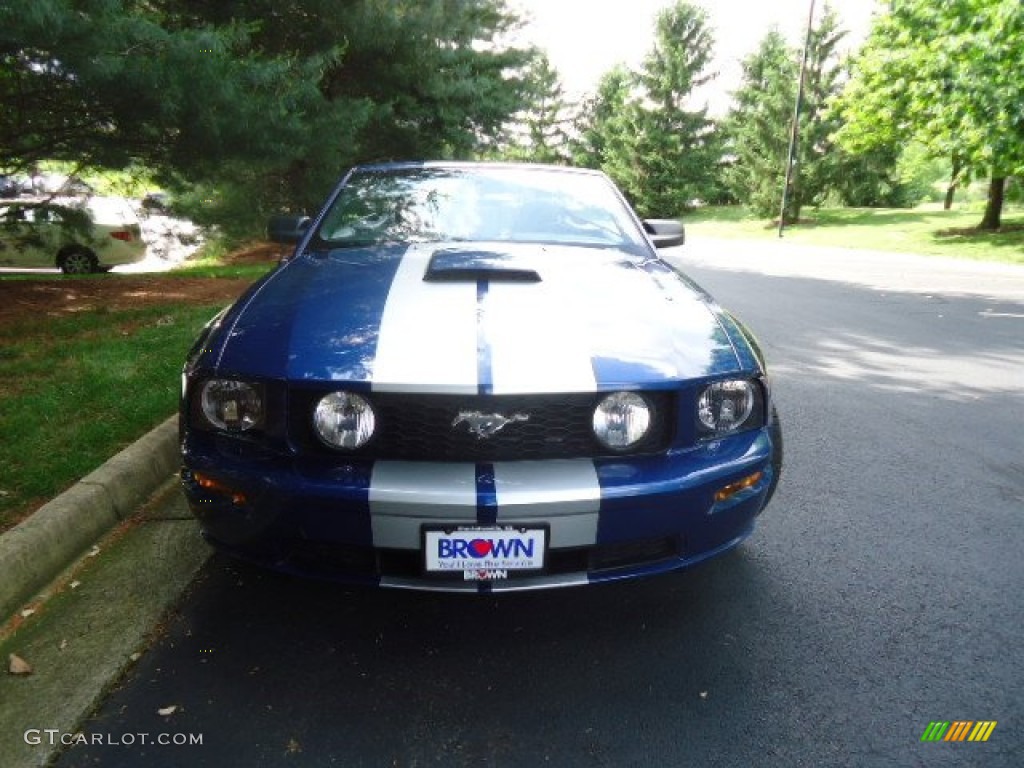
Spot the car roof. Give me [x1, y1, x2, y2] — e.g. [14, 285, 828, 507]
[349, 160, 608, 178]
[0, 195, 137, 222]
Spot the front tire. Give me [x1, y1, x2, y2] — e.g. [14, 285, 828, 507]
[765, 405, 783, 504]
[58, 247, 98, 275]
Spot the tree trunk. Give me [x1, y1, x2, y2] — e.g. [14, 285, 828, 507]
[943, 182, 956, 211]
[978, 176, 1005, 230]
[943, 153, 961, 210]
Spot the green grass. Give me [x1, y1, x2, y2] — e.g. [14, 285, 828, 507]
[172, 237, 284, 279]
[684, 203, 1024, 265]
[170, 260, 274, 280]
[0, 302, 227, 532]
[0, 232, 279, 532]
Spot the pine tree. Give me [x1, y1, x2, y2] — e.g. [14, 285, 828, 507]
[796, 6, 848, 215]
[724, 6, 852, 221]
[501, 56, 574, 164]
[626, 1, 718, 217]
[723, 30, 797, 218]
[569, 65, 634, 172]
[0, 0, 539, 237]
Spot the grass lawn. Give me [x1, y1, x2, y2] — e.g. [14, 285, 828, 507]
[0, 259, 273, 533]
[0, 303, 223, 532]
[684, 203, 1024, 265]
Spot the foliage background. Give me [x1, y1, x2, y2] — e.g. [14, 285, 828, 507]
[1, 0, 1021, 234]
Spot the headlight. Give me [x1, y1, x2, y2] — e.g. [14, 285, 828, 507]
[199, 379, 263, 432]
[697, 379, 761, 435]
[592, 392, 652, 451]
[313, 391, 376, 449]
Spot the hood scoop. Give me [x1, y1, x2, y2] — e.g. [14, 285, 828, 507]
[424, 249, 541, 283]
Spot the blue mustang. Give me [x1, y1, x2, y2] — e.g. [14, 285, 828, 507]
[180, 162, 782, 592]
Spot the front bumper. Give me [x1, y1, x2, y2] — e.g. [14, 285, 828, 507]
[181, 428, 775, 592]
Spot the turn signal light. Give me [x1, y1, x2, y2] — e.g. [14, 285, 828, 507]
[193, 471, 248, 505]
[714, 471, 764, 503]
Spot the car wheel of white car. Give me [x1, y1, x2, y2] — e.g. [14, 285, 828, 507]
[59, 247, 98, 275]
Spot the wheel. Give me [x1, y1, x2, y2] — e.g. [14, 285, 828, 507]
[58, 247, 98, 275]
[764, 405, 783, 504]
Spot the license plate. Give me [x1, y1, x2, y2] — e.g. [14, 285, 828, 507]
[423, 526, 547, 574]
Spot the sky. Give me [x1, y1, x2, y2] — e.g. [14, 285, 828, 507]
[507, 0, 883, 114]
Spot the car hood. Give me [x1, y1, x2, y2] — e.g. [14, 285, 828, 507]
[210, 243, 746, 392]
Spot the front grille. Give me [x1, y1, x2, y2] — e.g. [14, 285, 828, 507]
[288, 391, 674, 461]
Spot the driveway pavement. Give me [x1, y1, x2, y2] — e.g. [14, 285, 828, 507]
[4, 236, 1022, 768]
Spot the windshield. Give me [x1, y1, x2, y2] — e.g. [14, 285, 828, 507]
[313, 166, 647, 251]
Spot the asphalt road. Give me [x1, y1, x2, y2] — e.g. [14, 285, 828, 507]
[55, 238, 1023, 768]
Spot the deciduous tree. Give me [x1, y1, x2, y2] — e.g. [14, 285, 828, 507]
[835, 0, 1024, 229]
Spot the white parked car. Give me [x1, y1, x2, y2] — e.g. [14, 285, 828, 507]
[0, 196, 146, 274]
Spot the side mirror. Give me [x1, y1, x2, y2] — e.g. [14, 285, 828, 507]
[643, 219, 685, 248]
[267, 214, 311, 244]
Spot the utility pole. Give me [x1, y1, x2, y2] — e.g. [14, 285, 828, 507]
[778, 0, 816, 237]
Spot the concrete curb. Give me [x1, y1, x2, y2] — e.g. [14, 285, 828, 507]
[0, 487, 211, 768]
[0, 416, 179, 621]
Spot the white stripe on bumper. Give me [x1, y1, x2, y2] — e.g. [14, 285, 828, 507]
[368, 459, 602, 551]
[494, 460, 600, 548]
[369, 462, 477, 548]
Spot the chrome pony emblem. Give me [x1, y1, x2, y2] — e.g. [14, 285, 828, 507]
[452, 411, 530, 440]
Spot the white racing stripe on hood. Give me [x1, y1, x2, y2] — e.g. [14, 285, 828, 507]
[484, 276, 597, 394]
[371, 245, 479, 394]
